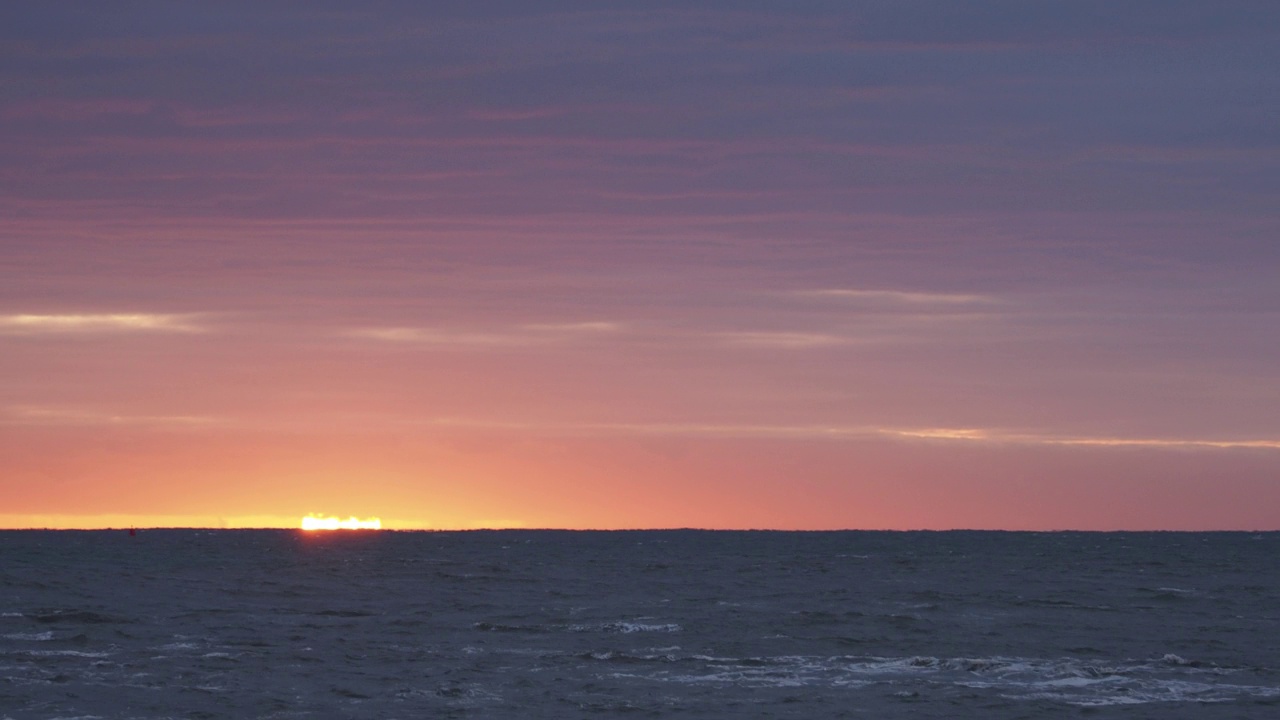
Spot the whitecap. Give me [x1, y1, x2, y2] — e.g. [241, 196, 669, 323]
[3, 631, 54, 641]
[157, 642, 200, 651]
[604, 622, 681, 633]
[571, 621, 682, 633]
[1034, 675, 1120, 688]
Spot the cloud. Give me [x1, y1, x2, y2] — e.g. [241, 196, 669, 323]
[882, 427, 991, 440]
[3, 405, 220, 429]
[348, 321, 622, 348]
[0, 313, 203, 334]
[465, 106, 569, 122]
[347, 327, 522, 346]
[797, 289, 996, 305]
[521, 321, 621, 333]
[1039, 436, 1280, 451]
[875, 425, 1280, 450]
[717, 331, 852, 349]
[424, 416, 1280, 452]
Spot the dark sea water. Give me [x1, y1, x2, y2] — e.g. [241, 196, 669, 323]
[1, 530, 1278, 719]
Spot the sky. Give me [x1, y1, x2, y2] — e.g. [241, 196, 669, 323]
[2, 1, 1278, 530]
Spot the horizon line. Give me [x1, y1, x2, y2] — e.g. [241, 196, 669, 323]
[1, 526, 1275, 533]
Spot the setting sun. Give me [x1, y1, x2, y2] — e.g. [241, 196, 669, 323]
[301, 515, 383, 531]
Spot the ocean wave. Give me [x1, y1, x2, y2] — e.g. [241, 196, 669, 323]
[607, 651, 1276, 706]
[3, 631, 55, 641]
[581, 622, 682, 634]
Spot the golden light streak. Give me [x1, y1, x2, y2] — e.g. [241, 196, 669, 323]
[300, 514, 383, 531]
[0, 313, 201, 333]
[0, 514, 306, 529]
[0, 514, 440, 530]
[883, 427, 991, 441]
[424, 417, 1280, 452]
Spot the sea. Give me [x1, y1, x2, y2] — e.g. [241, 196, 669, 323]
[1, 530, 1277, 719]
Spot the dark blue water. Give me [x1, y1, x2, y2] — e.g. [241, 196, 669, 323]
[2, 530, 1278, 718]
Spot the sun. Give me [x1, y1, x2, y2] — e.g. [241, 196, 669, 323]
[301, 514, 383, 531]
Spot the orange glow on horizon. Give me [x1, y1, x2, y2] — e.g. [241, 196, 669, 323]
[300, 514, 383, 531]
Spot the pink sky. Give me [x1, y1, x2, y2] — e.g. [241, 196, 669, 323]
[2, 3, 1278, 529]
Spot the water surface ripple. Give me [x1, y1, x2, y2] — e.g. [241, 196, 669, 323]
[1, 530, 1277, 718]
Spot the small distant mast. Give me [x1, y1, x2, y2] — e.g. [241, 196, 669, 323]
[301, 515, 382, 531]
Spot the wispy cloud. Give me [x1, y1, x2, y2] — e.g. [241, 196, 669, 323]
[796, 289, 996, 305]
[882, 427, 992, 440]
[521, 321, 621, 334]
[465, 106, 570, 122]
[348, 321, 622, 348]
[870, 426, 1280, 451]
[0, 313, 203, 334]
[1038, 436, 1280, 451]
[3, 405, 220, 429]
[425, 417, 1280, 452]
[348, 327, 523, 346]
[717, 331, 852, 349]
